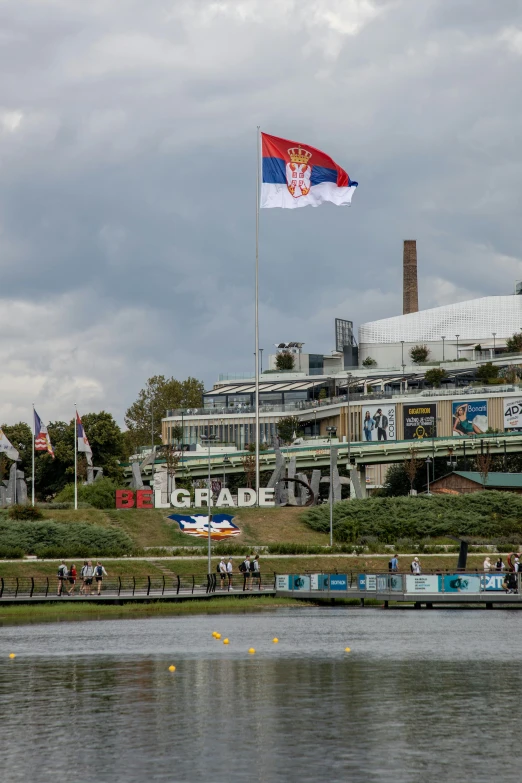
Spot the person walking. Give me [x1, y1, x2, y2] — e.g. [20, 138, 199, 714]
[79, 560, 88, 594]
[390, 554, 399, 573]
[227, 558, 233, 591]
[411, 557, 421, 575]
[83, 560, 94, 596]
[94, 562, 108, 595]
[241, 555, 252, 591]
[57, 561, 68, 596]
[252, 554, 261, 590]
[67, 564, 77, 596]
[218, 557, 227, 590]
[495, 557, 505, 572]
[483, 557, 491, 572]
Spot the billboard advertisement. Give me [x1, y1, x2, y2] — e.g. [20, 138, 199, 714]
[362, 404, 396, 442]
[504, 399, 522, 432]
[403, 404, 437, 440]
[329, 574, 348, 591]
[405, 575, 439, 593]
[452, 400, 488, 437]
[442, 574, 481, 593]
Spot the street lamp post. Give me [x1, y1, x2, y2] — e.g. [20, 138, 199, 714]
[206, 429, 218, 575]
[346, 373, 352, 466]
[455, 334, 460, 360]
[426, 456, 432, 494]
[326, 426, 337, 548]
[441, 336, 446, 362]
[401, 341, 405, 390]
[260, 348, 264, 374]
[492, 332, 496, 357]
[223, 455, 231, 488]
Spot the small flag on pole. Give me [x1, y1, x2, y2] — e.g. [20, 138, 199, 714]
[76, 412, 93, 466]
[260, 132, 358, 209]
[0, 428, 19, 461]
[34, 409, 55, 458]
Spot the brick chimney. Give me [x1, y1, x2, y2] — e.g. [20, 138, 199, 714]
[403, 239, 419, 314]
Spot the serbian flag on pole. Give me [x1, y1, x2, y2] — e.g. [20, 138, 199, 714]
[76, 411, 93, 466]
[260, 132, 358, 209]
[34, 409, 54, 458]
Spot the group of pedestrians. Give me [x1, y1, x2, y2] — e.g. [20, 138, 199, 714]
[217, 554, 261, 591]
[483, 557, 506, 572]
[57, 560, 108, 597]
[388, 555, 422, 575]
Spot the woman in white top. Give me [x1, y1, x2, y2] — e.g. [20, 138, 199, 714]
[411, 557, 421, 575]
[483, 557, 491, 572]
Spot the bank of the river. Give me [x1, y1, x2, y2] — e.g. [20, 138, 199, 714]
[0, 553, 504, 581]
[0, 596, 310, 625]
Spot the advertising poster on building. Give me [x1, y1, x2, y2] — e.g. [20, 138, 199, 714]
[504, 399, 522, 432]
[403, 404, 437, 440]
[452, 400, 488, 437]
[362, 404, 396, 442]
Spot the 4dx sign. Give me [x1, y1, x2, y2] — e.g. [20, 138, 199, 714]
[116, 488, 276, 509]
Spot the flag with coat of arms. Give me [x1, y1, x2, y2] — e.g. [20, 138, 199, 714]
[260, 132, 358, 209]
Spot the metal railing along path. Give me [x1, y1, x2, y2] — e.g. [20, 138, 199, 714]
[0, 571, 275, 603]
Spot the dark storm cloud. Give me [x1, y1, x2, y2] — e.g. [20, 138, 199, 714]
[0, 0, 521, 423]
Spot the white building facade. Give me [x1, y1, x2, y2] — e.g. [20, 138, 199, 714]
[359, 295, 522, 368]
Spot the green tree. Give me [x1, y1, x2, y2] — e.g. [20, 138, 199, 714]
[34, 412, 125, 500]
[476, 362, 499, 383]
[276, 416, 301, 445]
[506, 332, 522, 353]
[424, 368, 447, 388]
[362, 356, 377, 367]
[125, 375, 204, 447]
[409, 344, 430, 364]
[383, 464, 411, 496]
[275, 352, 295, 371]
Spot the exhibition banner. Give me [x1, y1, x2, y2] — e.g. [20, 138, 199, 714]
[405, 575, 439, 592]
[276, 575, 290, 590]
[481, 574, 507, 591]
[403, 404, 437, 439]
[329, 574, 348, 591]
[366, 574, 377, 591]
[442, 574, 481, 593]
[504, 399, 522, 431]
[361, 404, 396, 442]
[452, 400, 488, 437]
[290, 575, 311, 591]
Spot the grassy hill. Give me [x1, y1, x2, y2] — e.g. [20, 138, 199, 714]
[5, 506, 329, 550]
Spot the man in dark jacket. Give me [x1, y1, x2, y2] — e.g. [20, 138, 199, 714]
[373, 409, 389, 441]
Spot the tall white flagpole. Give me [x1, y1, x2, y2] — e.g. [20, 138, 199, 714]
[74, 404, 78, 511]
[31, 403, 35, 507]
[255, 126, 260, 502]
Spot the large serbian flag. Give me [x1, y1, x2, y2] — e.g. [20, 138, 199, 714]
[34, 409, 54, 458]
[261, 132, 358, 209]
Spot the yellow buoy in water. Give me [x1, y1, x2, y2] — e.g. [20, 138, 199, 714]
[9, 653, 16, 659]
[215, 633, 221, 640]
[344, 647, 351, 653]
[168, 665, 176, 672]
[212, 632, 218, 638]
[272, 638, 279, 644]
[223, 638, 229, 645]
[248, 648, 256, 654]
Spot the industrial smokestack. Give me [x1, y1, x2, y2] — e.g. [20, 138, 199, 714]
[403, 239, 419, 315]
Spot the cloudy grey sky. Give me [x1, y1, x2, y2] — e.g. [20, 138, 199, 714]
[1, 0, 521, 426]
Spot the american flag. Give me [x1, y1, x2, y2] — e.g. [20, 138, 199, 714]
[34, 409, 54, 458]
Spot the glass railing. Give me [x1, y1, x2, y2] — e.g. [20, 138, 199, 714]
[165, 384, 520, 419]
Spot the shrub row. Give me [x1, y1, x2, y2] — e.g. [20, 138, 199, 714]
[302, 491, 522, 544]
[0, 520, 134, 559]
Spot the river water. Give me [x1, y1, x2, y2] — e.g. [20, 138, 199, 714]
[0, 607, 520, 782]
